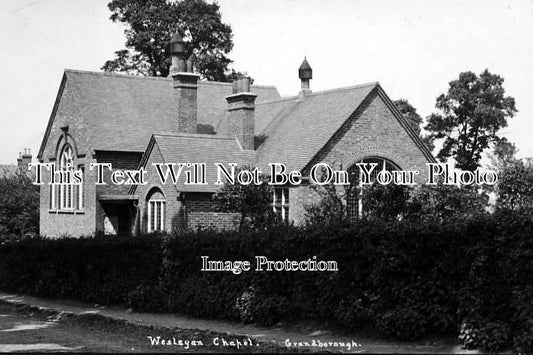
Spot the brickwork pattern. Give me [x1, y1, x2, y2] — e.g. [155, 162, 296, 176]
[173, 74, 198, 134]
[227, 94, 256, 150]
[290, 93, 432, 225]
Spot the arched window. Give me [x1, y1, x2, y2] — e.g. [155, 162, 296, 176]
[147, 188, 166, 232]
[347, 157, 400, 220]
[59, 145, 74, 210]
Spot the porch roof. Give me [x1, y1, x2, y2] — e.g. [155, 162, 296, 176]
[98, 195, 139, 201]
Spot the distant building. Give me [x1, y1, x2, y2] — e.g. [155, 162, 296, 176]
[0, 149, 32, 178]
[38, 33, 434, 237]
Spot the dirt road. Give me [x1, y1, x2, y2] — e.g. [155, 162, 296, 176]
[0, 303, 275, 353]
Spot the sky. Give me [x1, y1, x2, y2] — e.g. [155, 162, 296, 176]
[0, 0, 532, 164]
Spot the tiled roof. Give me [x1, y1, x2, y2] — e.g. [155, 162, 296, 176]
[41, 69, 434, 195]
[153, 83, 379, 192]
[254, 83, 378, 171]
[41, 70, 280, 155]
[148, 133, 256, 193]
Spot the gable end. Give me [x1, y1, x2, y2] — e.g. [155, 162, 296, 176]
[37, 72, 68, 161]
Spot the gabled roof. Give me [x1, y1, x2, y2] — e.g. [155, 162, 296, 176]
[37, 70, 280, 159]
[134, 133, 255, 193]
[40, 68, 435, 194]
[198, 80, 435, 177]
[254, 83, 378, 171]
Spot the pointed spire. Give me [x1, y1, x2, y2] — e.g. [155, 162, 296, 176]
[298, 56, 312, 74]
[298, 57, 313, 96]
[169, 31, 185, 56]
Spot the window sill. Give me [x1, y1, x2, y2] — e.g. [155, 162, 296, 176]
[48, 209, 85, 215]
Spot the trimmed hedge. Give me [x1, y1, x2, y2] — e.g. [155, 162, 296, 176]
[0, 212, 531, 353]
[0, 234, 162, 305]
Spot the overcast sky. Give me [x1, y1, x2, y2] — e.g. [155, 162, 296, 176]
[0, 0, 532, 164]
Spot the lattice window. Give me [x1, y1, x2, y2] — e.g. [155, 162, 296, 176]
[347, 157, 400, 221]
[147, 188, 166, 232]
[58, 145, 74, 210]
[273, 187, 290, 220]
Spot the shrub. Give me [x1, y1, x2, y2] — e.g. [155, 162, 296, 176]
[334, 295, 373, 330]
[0, 212, 531, 354]
[0, 234, 162, 305]
[376, 304, 428, 341]
[0, 172, 39, 238]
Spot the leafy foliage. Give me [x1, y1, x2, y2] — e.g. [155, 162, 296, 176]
[406, 184, 488, 220]
[496, 158, 533, 211]
[212, 166, 279, 231]
[305, 182, 355, 226]
[1, 212, 531, 353]
[0, 172, 39, 238]
[0, 234, 162, 304]
[103, 0, 234, 81]
[490, 137, 518, 168]
[425, 70, 517, 171]
[393, 98, 434, 152]
[307, 182, 489, 224]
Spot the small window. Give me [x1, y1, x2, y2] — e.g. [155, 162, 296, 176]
[49, 184, 56, 210]
[148, 200, 165, 232]
[76, 165, 84, 210]
[273, 187, 290, 220]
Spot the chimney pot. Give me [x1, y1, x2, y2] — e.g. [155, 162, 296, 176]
[20, 148, 32, 170]
[186, 56, 194, 73]
[241, 77, 250, 92]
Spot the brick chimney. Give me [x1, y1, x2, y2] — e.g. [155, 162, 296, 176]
[18, 148, 32, 170]
[298, 57, 313, 98]
[168, 32, 199, 134]
[225, 77, 257, 150]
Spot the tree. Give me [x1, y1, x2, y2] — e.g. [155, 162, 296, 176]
[425, 70, 517, 171]
[394, 98, 435, 152]
[496, 158, 533, 211]
[212, 167, 278, 231]
[0, 172, 39, 238]
[394, 99, 423, 134]
[102, 0, 234, 81]
[490, 137, 518, 168]
[407, 183, 488, 220]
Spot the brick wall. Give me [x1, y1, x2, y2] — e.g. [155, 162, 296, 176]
[290, 92, 433, 225]
[136, 144, 240, 233]
[93, 151, 143, 197]
[39, 155, 98, 238]
[135, 143, 181, 234]
[38, 76, 98, 237]
[186, 192, 240, 231]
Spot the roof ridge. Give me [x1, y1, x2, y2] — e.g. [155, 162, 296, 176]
[153, 132, 235, 140]
[305, 82, 379, 97]
[256, 82, 379, 105]
[199, 80, 277, 89]
[65, 69, 169, 81]
[64, 69, 278, 89]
